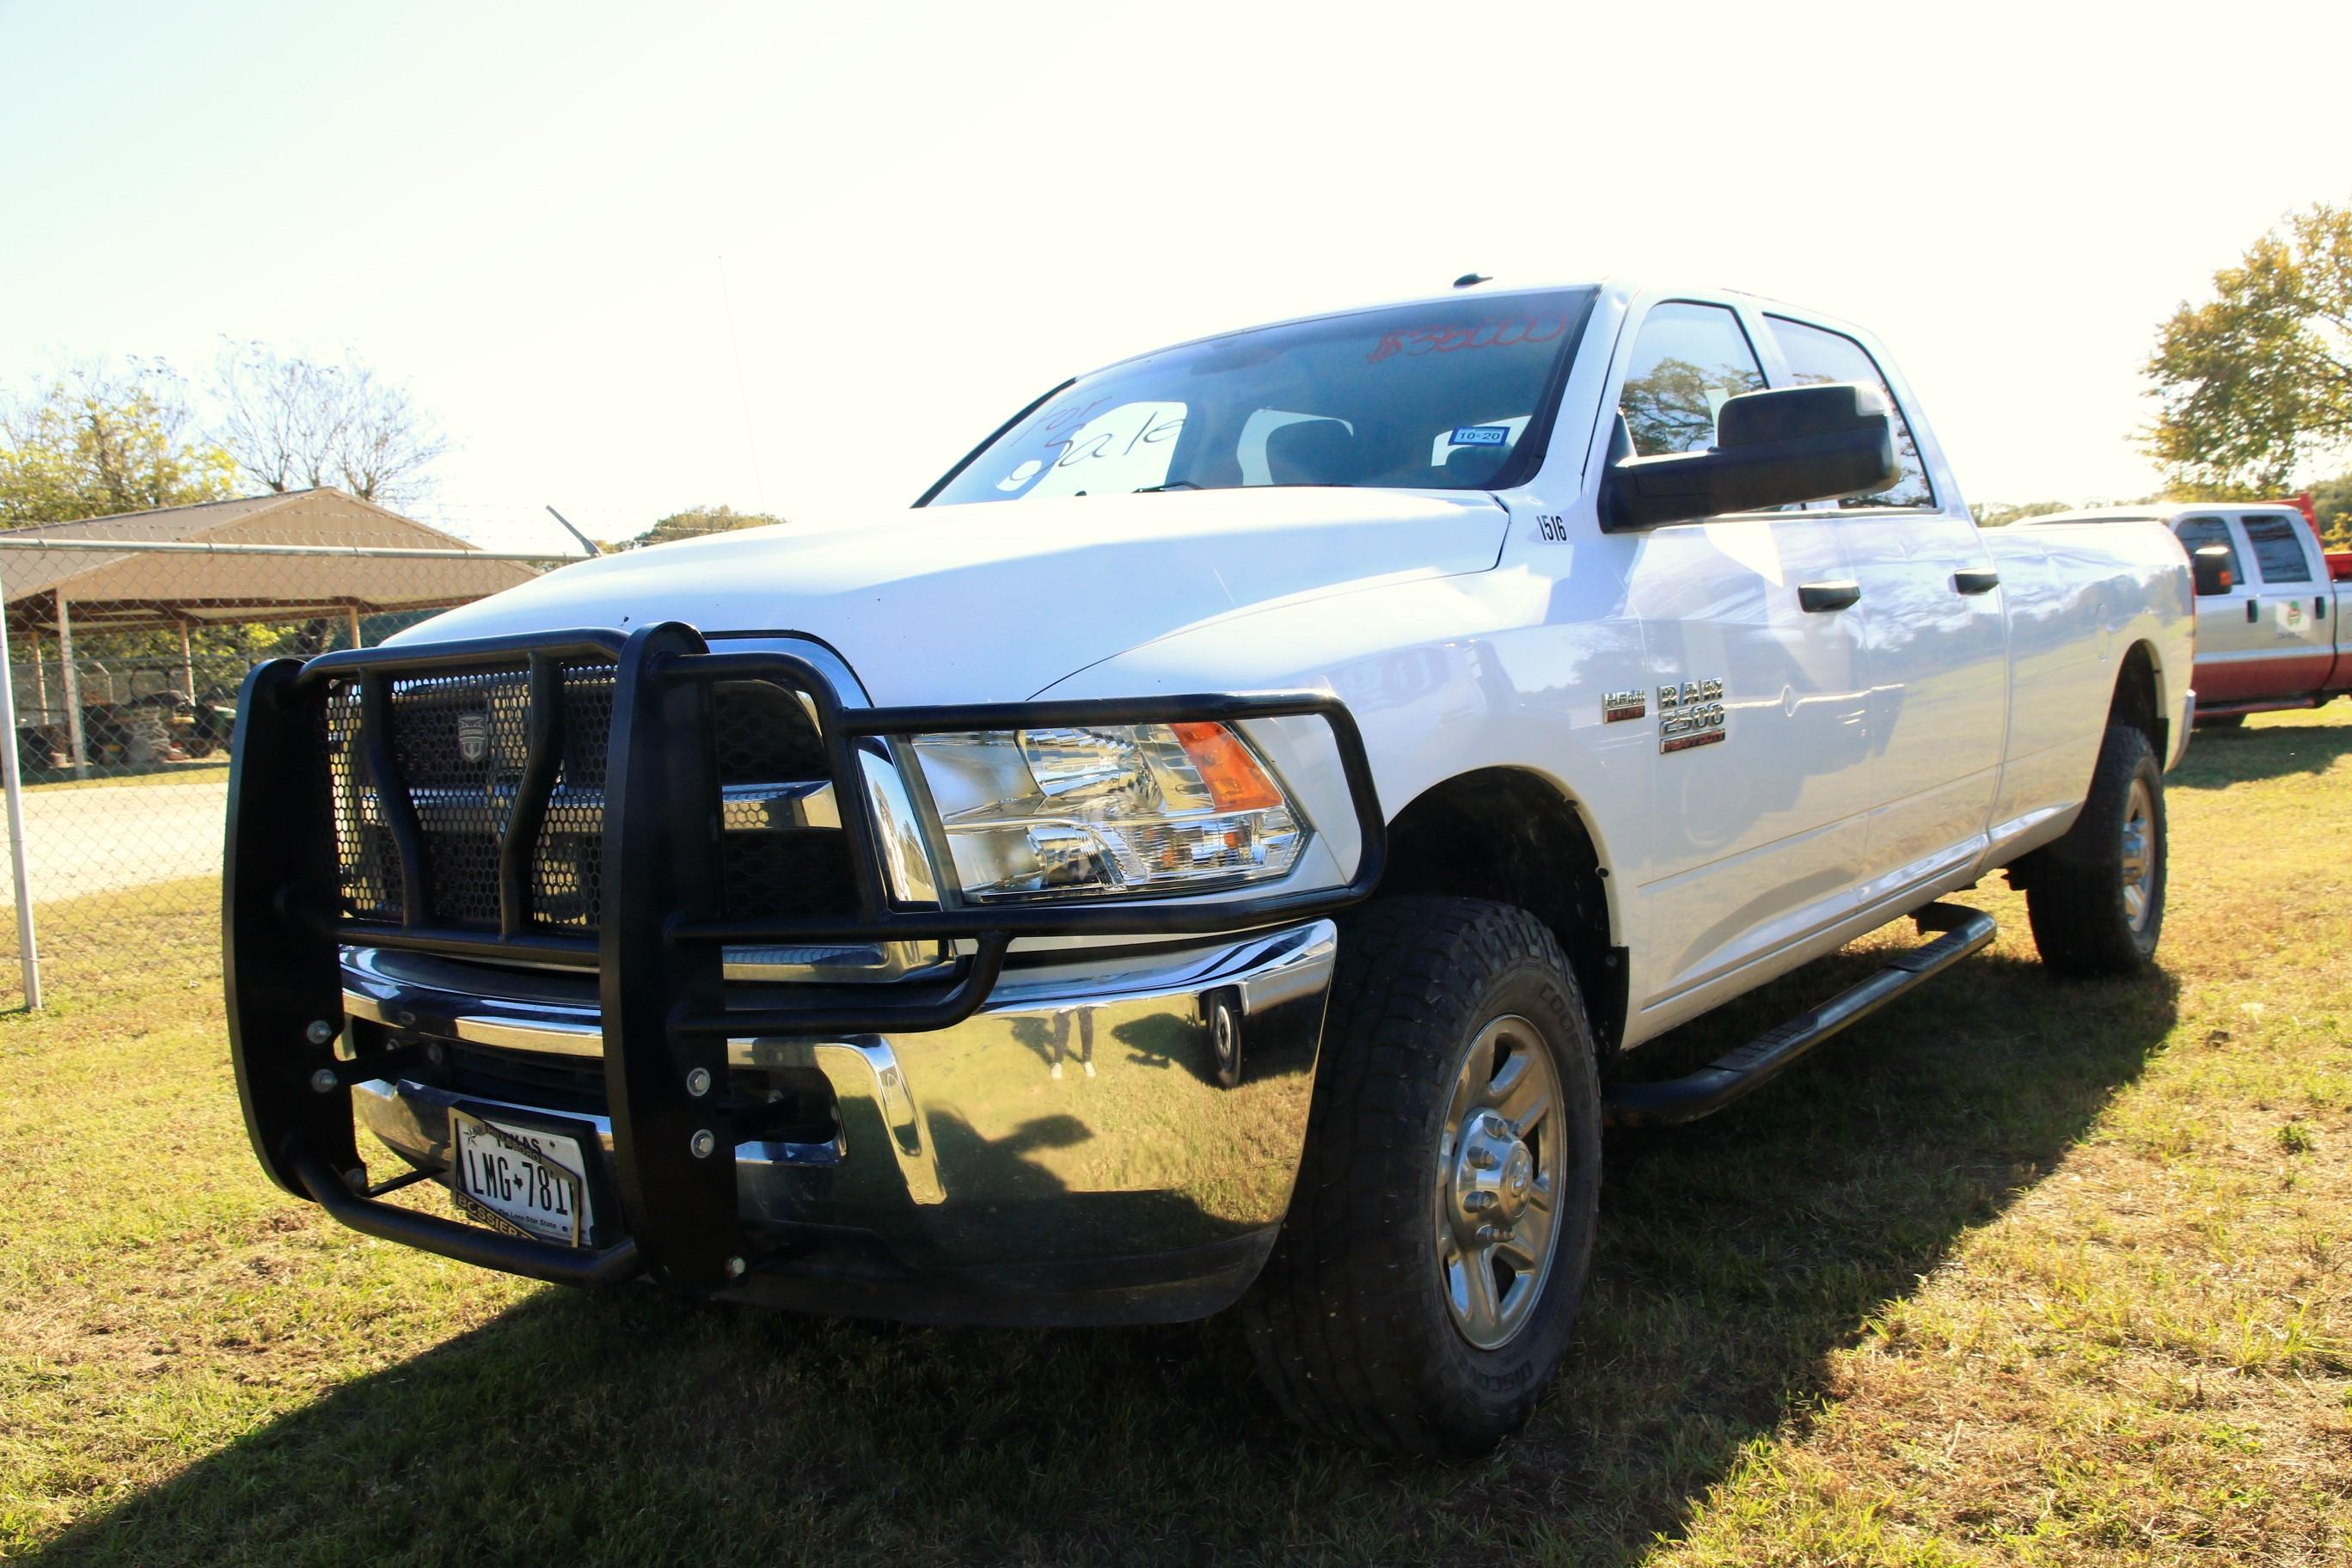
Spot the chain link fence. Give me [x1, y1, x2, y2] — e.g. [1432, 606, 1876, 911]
[0, 492, 591, 1008]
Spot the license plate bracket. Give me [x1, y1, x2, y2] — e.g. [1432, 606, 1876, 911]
[446, 1105, 609, 1248]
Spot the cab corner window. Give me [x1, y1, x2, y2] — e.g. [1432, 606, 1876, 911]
[1616, 303, 1767, 459]
[1765, 315, 1937, 511]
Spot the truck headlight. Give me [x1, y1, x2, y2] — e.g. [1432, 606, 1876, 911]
[908, 722, 1306, 901]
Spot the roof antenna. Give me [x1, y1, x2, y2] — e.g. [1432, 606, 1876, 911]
[1453, 272, 1492, 288]
[545, 505, 602, 556]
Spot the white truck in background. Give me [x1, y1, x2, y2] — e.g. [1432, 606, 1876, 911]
[226, 279, 2196, 1455]
[2023, 502, 2347, 724]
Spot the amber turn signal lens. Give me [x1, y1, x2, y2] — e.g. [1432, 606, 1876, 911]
[1170, 722, 1283, 812]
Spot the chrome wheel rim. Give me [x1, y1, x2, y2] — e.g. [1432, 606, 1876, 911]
[1434, 1014, 1566, 1351]
[2120, 777, 2156, 931]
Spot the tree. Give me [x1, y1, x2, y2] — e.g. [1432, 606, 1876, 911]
[213, 343, 449, 504]
[628, 504, 783, 549]
[2146, 200, 2352, 492]
[0, 360, 237, 525]
[2309, 473, 2352, 551]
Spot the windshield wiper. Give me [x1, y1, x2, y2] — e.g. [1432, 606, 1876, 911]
[1132, 481, 1204, 493]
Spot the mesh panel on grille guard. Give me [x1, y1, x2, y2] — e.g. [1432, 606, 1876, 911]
[322, 660, 862, 939]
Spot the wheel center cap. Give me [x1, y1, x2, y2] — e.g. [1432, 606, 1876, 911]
[1455, 1118, 1536, 1228]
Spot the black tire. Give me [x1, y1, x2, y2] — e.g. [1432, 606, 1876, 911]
[2197, 713, 2246, 730]
[2025, 722, 2167, 976]
[1240, 897, 1602, 1455]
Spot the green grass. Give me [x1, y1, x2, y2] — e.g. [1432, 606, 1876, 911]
[3, 707, 2349, 1565]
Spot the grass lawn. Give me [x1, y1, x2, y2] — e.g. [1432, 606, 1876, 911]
[3, 707, 2347, 1565]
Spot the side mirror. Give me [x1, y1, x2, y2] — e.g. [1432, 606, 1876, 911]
[1602, 383, 1900, 531]
[2190, 545, 2234, 597]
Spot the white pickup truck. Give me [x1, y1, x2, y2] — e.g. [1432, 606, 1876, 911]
[2020, 502, 2347, 724]
[224, 279, 2196, 1455]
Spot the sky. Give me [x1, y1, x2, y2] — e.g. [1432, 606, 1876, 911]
[3, 0, 2348, 551]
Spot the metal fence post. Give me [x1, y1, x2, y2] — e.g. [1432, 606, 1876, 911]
[0, 561, 43, 1009]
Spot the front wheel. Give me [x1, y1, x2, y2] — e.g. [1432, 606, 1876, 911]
[2024, 722, 2167, 976]
[1240, 897, 1602, 1455]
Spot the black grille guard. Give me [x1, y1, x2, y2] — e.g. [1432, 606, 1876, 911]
[224, 621, 1387, 1291]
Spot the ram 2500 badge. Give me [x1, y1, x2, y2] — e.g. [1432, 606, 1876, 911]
[225, 279, 2196, 1455]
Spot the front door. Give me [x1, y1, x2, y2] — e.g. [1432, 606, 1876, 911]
[2174, 514, 2268, 703]
[1605, 300, 1876, 1010]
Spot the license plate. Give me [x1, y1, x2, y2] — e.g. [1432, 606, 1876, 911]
[448, 1110, 593, 1246]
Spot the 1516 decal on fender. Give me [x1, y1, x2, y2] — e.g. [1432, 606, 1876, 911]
[1659, 677, 1725, 754]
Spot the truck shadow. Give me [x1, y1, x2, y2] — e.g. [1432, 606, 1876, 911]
[2173, 709, 2352, 787]
[34, 922, 2176, 1565]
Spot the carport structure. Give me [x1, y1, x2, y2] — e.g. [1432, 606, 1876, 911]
[0, 487, 550, 774]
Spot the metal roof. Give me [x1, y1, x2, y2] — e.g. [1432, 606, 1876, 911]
[0, 488, 550, 638]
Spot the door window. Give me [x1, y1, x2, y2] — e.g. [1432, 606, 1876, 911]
[2239, 514, 2312, 584]
[2174, 515, 2244, 585]
[1615, 303, 1766, 457]
[1764, 315, 1936, 510]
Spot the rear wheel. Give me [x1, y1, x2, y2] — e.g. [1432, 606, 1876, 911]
[1241, 897, 1602, 1455]
[2024, 723, 2166, 976]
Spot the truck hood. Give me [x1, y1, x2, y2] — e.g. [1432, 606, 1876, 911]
[401, 488, 1508, 702]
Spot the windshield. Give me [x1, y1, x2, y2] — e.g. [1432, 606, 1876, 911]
[925, 288, 1597, 506]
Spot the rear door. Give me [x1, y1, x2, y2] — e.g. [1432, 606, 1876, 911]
[1761, 313, 2007, 903]
[2237, 510, 2335, 695]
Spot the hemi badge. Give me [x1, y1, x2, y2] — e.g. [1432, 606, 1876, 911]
[1602, 689, 1646, 722]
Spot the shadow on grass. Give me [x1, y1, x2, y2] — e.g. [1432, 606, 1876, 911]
[2173, 709, 2352, 789]
[34, 922, 2176, 1566]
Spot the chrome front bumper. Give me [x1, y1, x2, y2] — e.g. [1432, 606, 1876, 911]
[342, 920, 1337, 1324]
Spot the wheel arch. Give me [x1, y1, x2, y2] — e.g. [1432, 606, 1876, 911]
[1378, 767, 1627, 1058]
[2111, 639, 2167, 761]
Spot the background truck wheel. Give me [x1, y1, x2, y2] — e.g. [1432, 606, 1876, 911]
[1240, 897, 1602, 1456]
[2024, 722, 2167, 976]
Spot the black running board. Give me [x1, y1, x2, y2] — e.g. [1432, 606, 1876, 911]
[1602, 903, 1998, 1128]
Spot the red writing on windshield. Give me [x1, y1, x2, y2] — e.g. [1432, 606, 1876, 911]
[1368, 313, 1569, 364]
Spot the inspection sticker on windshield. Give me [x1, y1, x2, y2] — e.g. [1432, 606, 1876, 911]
[1449, 426, 1510, 446]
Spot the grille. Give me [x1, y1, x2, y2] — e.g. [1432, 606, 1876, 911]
[322, 660, 857, 938]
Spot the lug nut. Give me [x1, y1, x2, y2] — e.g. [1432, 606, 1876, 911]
[686, 1068, 713, 1098]
[424, 1041, 447, 1067]
[1467, 1146, 1498, 1170]
[305, 1019, 337, 1046]
[689, 1130, 717, 1159]
[309, 1068, 340, 1094]
[1463, 1190, 1497, 1212]
[725, 1255, 747, 1280]
[1475, 1224, 1502, 1244]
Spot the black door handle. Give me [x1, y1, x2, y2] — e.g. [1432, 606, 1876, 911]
[1798, 580, 1861, 613]
[2318, 596, 2328, 622]
[2247, 599, 2259, 624]
[1952, 568, 2000, 595]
